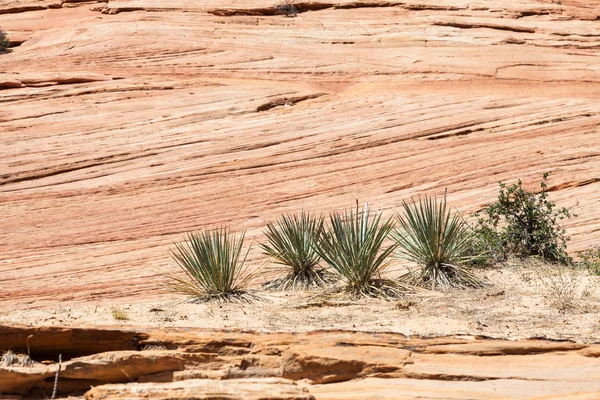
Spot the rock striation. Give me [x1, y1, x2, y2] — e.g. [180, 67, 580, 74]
[1, 0, 600, 309]
[1, 325, 600, 399]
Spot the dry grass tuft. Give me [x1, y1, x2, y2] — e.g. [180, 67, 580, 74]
[0, 28, 8, 53]
[394, 298, 416, 310]
[2, 350, 34, 367]
[111, 307, 129, 321]
[516, 258, 599, 313]
[275, 0, 297, 17]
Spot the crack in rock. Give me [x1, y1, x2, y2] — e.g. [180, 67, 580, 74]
[256, 93, 327, 112]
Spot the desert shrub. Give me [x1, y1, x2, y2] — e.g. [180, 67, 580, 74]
[1, 350, 17, 367]
[534, 265, 579, 312]
[111, 307, 129, 321]
[275, 0, 297, 17]
[466, 217, 505, 267]
[394, 191, 481, 289]
[473, 173, 573, 263]
[578, 247, 600, 275]
[1, 350, 34, 367]
[166, 228, 254, 302]
[315, 203, 405, 298]
[524, 258, 597, 313]
[261, 211, 330, 290]
[0, 28, 8, 53]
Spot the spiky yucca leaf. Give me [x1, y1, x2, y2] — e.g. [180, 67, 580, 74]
[261, 212, 330, 290]
[394, 191, 481, 289]
[315, 203, 406, 298]
[166, 228, 255, 302]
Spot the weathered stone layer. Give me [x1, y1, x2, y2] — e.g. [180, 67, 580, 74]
[1, 326, 600, 398]
[1, 1, 600, 309]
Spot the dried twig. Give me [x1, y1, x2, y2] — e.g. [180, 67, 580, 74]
[51, 354, 62, 400]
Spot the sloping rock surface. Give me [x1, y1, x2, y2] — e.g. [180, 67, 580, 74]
[1, 0, 600, 309]
[1, 326, 600, 399]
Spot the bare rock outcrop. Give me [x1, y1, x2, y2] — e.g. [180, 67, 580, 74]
[2, 1, 600, 398]
[1, 326, 600, 398]
[1, 0, 600, 328]
[85, 378, 315, 400]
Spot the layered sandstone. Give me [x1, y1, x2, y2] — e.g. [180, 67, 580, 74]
[1, 0, 599, 308]
[2, 326, 600, 399]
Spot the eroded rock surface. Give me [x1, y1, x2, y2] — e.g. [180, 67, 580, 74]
[1, 326, 600, 399]
[1, 0, 600, 309]
[85, 378, 315, 400]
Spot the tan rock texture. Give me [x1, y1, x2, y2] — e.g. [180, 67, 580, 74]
[1, 0, 600, 309]
[1, 326, 600, 398]
[85, 378, 316, 400]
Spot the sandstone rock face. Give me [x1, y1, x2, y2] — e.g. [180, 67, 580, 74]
[0, 325, 145, 359]
[3, 2, 600, 399]
[85, 378, 316, 400]
[2, 326, 600, 399]
[1, 0, 600, 309]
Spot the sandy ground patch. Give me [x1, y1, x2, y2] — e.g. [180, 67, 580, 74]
[2, 260, 599, 343]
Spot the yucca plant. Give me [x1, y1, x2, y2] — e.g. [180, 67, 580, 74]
[166, 227, 255, 302]
[394, 191, 481, 289]
[315, 202, 406, 298]
[261, 212, 330, 290]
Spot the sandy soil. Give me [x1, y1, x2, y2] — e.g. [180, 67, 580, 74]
[3, 260, 599, 344]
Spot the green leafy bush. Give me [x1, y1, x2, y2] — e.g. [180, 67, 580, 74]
[578, 247, 600, 275]
[0, 28, 8, 53]
[261, 212, 330, 289]
[474, 173, 573, 263]
[315, 203, 404, 298]
[467, 217, 506, 267]
[166, 228, 254, 302]
[394, 191, 481, 288]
